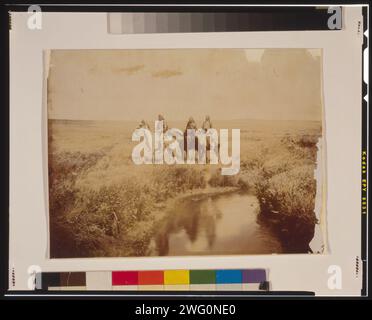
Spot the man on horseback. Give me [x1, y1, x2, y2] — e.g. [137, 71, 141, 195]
[157, 114, 168, 132]
[202, 115, 213, 131]
[185, 116, 197, 131]
[184, 117, 198, 162]
[137, 119, 150, 130]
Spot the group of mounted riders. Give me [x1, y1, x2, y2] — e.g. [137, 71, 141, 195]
[137, 114, 213, 133]
[136, 114, 215, 158]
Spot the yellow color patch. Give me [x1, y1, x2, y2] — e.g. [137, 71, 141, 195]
[164, 270, 189, 285]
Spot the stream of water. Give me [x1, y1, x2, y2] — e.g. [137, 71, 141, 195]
[148, 192, 283, 256]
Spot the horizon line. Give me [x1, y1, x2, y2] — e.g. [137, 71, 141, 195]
[48, 118, 322, 122]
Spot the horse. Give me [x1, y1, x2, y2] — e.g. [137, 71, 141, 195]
[183, 129, 220, 163]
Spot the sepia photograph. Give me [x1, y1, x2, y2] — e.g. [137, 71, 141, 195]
[47, 48, 324, 258]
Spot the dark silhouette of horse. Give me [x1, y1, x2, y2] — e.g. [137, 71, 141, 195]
[183, 129, 219, 162]
[183, 130, 198, 158]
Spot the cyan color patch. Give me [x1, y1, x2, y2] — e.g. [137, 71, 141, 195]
[215, 270, 242, 284]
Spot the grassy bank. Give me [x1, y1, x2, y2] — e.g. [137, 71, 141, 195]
[239, 135, 320, 252]
[49, 152, 211, 257]
[49, 120, 322, 257]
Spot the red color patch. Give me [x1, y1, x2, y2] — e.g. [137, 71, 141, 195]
[112, 271, 138, 285]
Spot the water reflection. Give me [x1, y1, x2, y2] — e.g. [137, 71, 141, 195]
[151, 192, 283, 256]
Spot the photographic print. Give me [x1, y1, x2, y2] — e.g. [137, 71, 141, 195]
[47, 48, 324, 258]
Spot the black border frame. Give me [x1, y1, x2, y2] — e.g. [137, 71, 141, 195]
[0, 0, 370, 301]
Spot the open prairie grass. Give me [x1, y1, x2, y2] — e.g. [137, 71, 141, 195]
[49, 119, 322, 257]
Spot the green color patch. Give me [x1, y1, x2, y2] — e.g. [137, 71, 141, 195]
[190, 270, 216, 284]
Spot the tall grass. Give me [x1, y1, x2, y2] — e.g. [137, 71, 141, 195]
[253, 134, 320, 252]
[49, 129, 321, 256]
[49, 155, 208, 257]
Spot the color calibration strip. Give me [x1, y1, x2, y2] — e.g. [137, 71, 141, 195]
[108, 9, 340, 34]
[37, 269, 269, 291]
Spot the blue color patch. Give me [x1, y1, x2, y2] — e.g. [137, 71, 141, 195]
[215, 270, 242, 284]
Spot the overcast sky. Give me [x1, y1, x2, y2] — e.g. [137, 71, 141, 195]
[47, 48, 322, 121]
